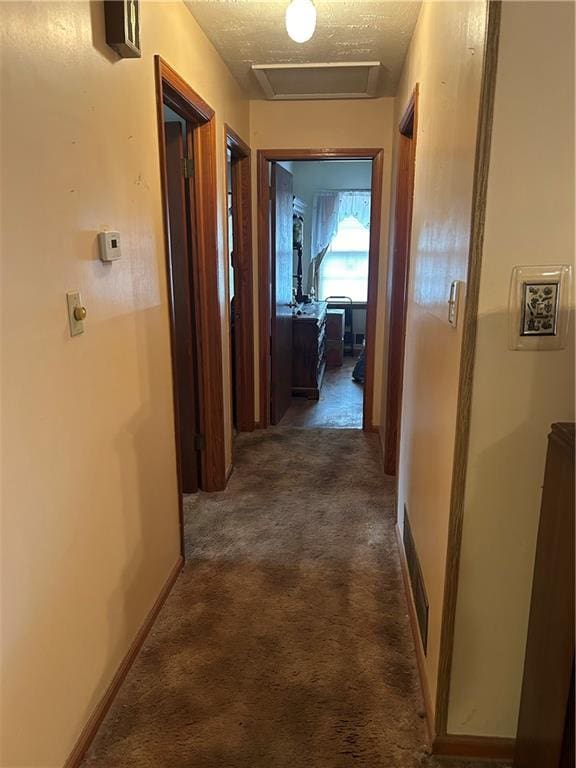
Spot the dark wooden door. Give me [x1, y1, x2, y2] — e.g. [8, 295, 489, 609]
[164, 121, 199, 493]
[270, 163, 293, 424]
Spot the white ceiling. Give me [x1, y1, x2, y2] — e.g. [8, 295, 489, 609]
[184, 1, 421, 99]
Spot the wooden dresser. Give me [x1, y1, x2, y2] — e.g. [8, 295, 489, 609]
[514, 423, 575, 768]
[292, 301, 327, 399]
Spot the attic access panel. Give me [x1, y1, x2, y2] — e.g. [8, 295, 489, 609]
[252, 62, 381, 100]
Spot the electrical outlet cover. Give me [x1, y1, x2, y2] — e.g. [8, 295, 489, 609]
[508, 265, 572, 350]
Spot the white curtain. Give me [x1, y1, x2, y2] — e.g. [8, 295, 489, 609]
[311, 192, 340, 263]
[338, 191, 371, 229]
[308, 191, 371, 294]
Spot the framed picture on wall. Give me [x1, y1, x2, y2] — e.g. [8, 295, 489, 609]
[104, 0, 141, 59]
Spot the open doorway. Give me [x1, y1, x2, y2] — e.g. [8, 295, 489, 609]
[161, 102, 201, 493]
[155, 57, 228, 558]
[257, 150, 384, 431]
[282, 159, 372, 428]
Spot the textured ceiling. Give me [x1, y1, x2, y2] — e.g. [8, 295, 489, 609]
[184, 1, 421, 99]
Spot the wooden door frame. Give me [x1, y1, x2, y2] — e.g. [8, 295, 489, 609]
[269, 162, 295, 425]
[383, 86, 419, 475]
[257, 148, 384, 430]
[434, 0, 502, 743]
[155, 56, 227, 509]
[225, 124, 255, 432]
[162, 119, 201, 495]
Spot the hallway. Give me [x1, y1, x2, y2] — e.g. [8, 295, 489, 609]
[82, 429, 501, 768]
[2, 0, 574, 763]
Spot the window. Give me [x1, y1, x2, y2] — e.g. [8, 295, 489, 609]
[318, 215, 369, 301]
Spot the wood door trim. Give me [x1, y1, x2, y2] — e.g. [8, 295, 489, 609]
[259, 148, 384, 161]
[157, 58, 214, 123]
[225, 124, 255, 432]
[155, 56, 227, 493]
[434, 1, 502, 735]
[257, 151, 271, 427]
[225, 123, 250, 158]
[64, 556, 184, 768]
[269, 162, 294, 424]
[192, 116, 226, 489]
[363, 149, 384, 431]
[383, 85, 419, 476]
[432, 735, 515, 762]
[256, 147, 384, 429]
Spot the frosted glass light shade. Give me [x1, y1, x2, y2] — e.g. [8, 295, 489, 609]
[285, 0, 317, 43]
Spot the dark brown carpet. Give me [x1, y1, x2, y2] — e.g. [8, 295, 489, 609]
[82, 428, 506, 768]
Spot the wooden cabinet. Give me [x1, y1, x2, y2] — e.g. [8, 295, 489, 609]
[292, 302, 327, 400]
[514, 423, 575, 768]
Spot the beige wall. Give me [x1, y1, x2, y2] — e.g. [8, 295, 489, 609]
[249, 98, 395, 424]
[448, 0, 575, 737]
[0, 2, 248, 765]
[388, 0, 489, 714]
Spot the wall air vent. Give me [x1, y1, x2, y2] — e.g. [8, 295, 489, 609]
[252, 62, 381, 101]
[403, 506, 429, 653]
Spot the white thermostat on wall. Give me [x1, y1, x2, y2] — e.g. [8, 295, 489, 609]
[98, 231, 121, 262]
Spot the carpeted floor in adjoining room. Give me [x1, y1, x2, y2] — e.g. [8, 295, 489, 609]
[81, 428, 508, 768]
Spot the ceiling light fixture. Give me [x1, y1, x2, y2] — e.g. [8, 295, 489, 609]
[285, 0, 317, 43]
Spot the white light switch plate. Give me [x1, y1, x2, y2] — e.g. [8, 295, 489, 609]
[448, 280, 460, 328]
[66, 291, 85, 337]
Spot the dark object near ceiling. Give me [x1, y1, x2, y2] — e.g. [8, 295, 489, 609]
[104, 0, 141, 59]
